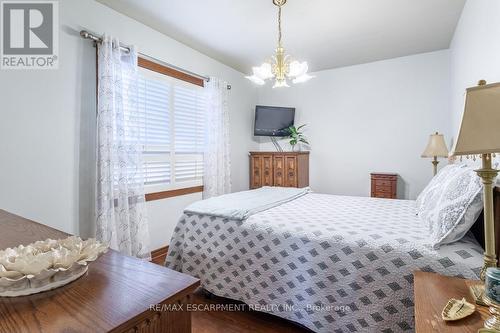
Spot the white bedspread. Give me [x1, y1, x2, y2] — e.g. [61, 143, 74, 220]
[184, 186, 310, 220]
[166, 193, 483, 333]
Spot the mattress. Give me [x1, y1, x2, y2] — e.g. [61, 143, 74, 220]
[166, 193, 483, 333]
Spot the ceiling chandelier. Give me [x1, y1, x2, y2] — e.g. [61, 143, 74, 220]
[246, 0, 313, 88]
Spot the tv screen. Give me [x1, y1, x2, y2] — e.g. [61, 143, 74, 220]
[254, 105, 295, 136]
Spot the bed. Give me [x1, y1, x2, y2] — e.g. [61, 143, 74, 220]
[165, 185, 500, 333]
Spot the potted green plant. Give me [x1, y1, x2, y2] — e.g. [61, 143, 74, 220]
[284, 124, 310, 151]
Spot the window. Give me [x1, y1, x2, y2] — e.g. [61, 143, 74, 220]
[124, 61, 207, 194]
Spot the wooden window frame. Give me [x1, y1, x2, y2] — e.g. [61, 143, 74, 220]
[145, 186, 204, 202]
[138, 57, 204, 88]
[138, 57, 204, 201]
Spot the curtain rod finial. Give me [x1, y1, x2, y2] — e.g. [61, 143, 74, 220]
[80, 30, 90, 38]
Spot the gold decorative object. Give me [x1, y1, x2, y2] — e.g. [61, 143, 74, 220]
[0, 236, 108, 297]
[421, 132, 449, 176]
[470, 283, 488, 306]
[451, 80, 500, 282]
[478, 328, 500, 333]
[441, 298, 476, 321]
[246, 0, 313, 88]
[483, 296, 500, 331]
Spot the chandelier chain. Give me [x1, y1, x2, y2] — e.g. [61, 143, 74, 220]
[277, 5, 282, 46]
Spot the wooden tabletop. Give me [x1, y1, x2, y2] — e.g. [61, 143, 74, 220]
[0, 209, 200, 333]
[414, 271, 490, 332]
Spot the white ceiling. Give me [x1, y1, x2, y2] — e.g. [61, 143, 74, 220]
[96, 0, 466, 73]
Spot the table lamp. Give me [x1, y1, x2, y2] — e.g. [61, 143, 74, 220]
[450, 80, 500, 330]
[421, 132, 449, 176]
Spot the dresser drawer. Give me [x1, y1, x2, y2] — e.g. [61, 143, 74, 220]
[372, 174, 396, 180]
[372, 192, 394, 199]
[375, 185, 392, 194]
[374, 179, 392, 187]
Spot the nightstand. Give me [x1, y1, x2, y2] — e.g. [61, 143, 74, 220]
[414, 271, 489, 332]
[371, 173, 398, 199]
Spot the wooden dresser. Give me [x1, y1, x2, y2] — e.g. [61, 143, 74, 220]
[0, 210, 200, 333]
[250, 151, 309, 189]
[370, 173, 398, 199]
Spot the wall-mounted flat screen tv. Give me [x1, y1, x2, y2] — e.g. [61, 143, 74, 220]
[254, 105, 295, 136]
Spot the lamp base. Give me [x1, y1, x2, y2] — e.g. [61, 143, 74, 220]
[431, 157, 439, 176]
[475, 154, 499, 282]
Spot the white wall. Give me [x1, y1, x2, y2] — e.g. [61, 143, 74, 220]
[2, 0, 489, 251]
[449, 0, 500, 139]
[257, 50, 451, 199]
[0, 0, 258, 250]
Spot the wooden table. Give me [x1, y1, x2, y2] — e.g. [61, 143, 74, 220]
[414, 271, 490, 332]
[0, 209, 200, 333]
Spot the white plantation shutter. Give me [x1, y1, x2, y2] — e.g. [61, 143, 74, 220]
[175, 157, 203, 182]
[137, 75, 170, 146]
[173, 83, 205, 184]
[123, 67, 206, 191]
[174, 85, 206, 154]
[144, 158, 171, 185]
[136, 72, 171, 186]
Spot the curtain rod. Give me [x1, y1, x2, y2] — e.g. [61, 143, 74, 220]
[80, 30, 231, 90]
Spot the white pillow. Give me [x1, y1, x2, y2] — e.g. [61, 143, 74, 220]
[416, 164, 464, 216]
[423, 167, 483, 248]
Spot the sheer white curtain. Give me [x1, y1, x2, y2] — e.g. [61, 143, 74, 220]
[203, 77, 231, 198]
[95, 36, 150, 259]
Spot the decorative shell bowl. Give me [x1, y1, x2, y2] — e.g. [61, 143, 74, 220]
[0, 236, 108, 297]
[441, 297, 476, 321]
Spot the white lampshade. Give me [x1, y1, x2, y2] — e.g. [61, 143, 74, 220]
[289, 61, 308, 78]
[451, 82, 500, 156]
[253, 63, 274, 80]
[421, 132, 449, 158]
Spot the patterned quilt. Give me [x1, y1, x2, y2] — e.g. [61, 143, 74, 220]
[166, 193, 483, 333]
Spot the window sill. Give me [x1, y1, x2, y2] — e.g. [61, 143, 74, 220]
[145, 185, 203, 202]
